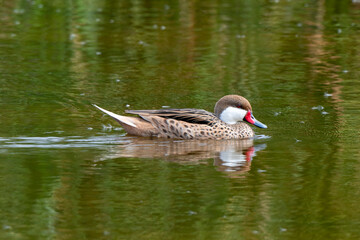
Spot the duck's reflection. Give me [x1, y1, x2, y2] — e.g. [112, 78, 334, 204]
[100, 138, 267, 174]
[214, 143, 267, 174]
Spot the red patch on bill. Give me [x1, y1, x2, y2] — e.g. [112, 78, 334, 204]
[245, 111, 255, 124]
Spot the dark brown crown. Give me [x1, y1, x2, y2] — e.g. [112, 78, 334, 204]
[214, 95, 252, 117]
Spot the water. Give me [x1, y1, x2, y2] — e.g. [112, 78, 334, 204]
[1, 0, 360, 239]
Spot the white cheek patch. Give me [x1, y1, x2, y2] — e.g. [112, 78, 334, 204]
[220, 107, 247, 124]
[238, 109, 247, 120]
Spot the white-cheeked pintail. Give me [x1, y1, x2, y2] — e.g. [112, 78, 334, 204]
[93, 95, 267, 140]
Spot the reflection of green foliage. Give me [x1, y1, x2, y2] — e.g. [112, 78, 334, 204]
[1, 0, 360, 239]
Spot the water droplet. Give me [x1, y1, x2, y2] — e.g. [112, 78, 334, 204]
[38, 4, 43, 8]
[153, 24, 158, 29]
[109, 19, 114, 23]
[257, 169, 267, 173]
[337, 28, 342, 34]
[96, 51, 102, 55]
[69, 33, 76, 40]
[295, 138, 302, 143]
[324, 92, 332, 97]
[252, 230, 259, 234]
[236, 34, 246, 39]
[87, 127, 93, 130]
[15, 21, 20, 25]
[312, 105, 324, 111]
[14, 9, 25, 14]
[280, 228, 287, 232]
[80, 93, 85, 96]
[126, 104, 130, 108]
[255, 135, 271, 140]
[116, 79, 121, 82]
[274, 112, 281, 116]
[321, 111, 329, 115]
[3, 225, 11, 230]
[162, 106, 170, 108]
[343, 69, 349, 73]
[96, 18, 100, 22]
[102, 124, 113, 131]
[161, 25, 166, 30]
[188, 210, 197, 215]
[297, 22, 302, 27]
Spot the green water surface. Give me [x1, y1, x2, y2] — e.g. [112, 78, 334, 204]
[1, 0, 360, 239]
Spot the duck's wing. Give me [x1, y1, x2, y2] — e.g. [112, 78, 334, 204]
[125, 108, 216, 125]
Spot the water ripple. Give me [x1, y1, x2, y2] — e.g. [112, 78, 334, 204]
[0, 135, 131, 149]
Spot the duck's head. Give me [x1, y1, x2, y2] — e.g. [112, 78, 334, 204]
[214, 95, 267, 128]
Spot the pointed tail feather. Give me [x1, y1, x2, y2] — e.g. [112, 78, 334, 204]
[93, 104, 137, 127]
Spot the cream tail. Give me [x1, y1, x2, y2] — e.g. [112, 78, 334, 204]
[93, 104, 137, 127]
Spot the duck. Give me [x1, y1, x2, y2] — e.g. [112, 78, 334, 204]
[93, 95, 267, 140]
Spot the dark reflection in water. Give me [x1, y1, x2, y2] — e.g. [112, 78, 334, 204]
[97, 137, 267, 175]
[0, 135, 267, 175]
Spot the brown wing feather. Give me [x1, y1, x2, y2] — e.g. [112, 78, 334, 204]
[125, 108, 216, 125]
